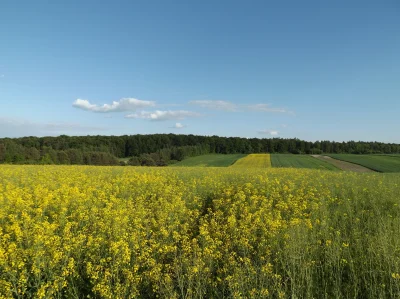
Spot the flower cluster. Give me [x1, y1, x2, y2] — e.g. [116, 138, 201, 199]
[0, 165, 399, 298]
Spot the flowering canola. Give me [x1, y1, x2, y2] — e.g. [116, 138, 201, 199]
[230, 154, 272, 168]
[0, 165, 399, 298]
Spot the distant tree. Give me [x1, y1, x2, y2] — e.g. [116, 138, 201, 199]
[66, 149, 84, 164]
[310, 148, 323, 155]
[57, 151, 70, 164]
[1, 134, 400, 166]
[140, 154, 156, 166]
[0, 143, 5, 163]
[290, 149, 302, 154]
[128, 156, 141, 166]
[171, 148, 185, 161]
[25, 147, 40, 162]
[40, 153, 53, 164]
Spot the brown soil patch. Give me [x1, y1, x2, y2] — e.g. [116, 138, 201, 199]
[311, 155, 374, 173]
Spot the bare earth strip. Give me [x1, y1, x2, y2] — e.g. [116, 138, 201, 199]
[311, 155, 374, 172]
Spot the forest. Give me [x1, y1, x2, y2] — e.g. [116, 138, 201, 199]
[1, 134, 399, 166]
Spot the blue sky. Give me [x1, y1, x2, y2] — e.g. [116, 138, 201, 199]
[1, 0, 399, 142]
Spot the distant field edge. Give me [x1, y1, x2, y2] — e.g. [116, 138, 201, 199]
[271, 154, 339, 171]
[169, 154, 247, 167]
[312, 155, 374, 173]
[325, 154, 400, 173]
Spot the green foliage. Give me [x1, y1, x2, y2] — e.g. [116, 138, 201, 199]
[40, 153, 54, 165]
[56, 151, 70, 164]
[309, 148, 323, 154]
[171, 148, 185, 161]
[0, 143, 6, 163]
[127, 156, 141, 166]
[139, 154, 156, 166]
[0, 134, 400, 166]
[82, 152, 119, 166]
[25, 147, 40, 162]
[66, 149, 84, 164]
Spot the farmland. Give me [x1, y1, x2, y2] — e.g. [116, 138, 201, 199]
[169, 154, 246, 167]
[230, 153, 271, 168]
[1, 165, 400, 298]
[312, 155, 373, 173]
[328, 154, 400, 172]
[271, 154, 339, 171]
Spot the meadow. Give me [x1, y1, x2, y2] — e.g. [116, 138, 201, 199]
[271, 154, 339, 171]
[169, 154, 246, 167]
[1, 165, 400, 298]
[328, 154, 400, 172]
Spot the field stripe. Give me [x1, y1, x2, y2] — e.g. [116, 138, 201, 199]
[326, 154, 400, 173]
[271, 154, 339, 170]
[230, 154, 271, 168]
[311, 155, 373, 172]
[169, 154, 247, 167]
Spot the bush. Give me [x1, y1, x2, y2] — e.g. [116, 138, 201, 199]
[128, 157, 141, 166]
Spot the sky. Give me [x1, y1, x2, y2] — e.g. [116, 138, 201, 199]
[1, 0, 399, 142]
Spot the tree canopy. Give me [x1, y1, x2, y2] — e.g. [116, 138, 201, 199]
[0, 134, 399, 165]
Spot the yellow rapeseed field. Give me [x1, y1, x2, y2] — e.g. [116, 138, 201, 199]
[230, 153, 272, 168]
[0, 165, 399, 298]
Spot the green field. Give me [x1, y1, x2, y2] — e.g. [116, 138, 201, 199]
[169, 154, 247, 167]
[271, 154, 340, 170]
[328, 154, 400, 172]
[378, 154, 400, 158]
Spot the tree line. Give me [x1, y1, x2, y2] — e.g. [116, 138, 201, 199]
[0, 134, 399, 165]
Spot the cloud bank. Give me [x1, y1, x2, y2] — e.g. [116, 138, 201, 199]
[174, 122, 185, 128]
[258, 129, 279, 136]
[0, 117, 107, 138]
[247, 104, 287, 113]
[73, 98, 155, 113]
[190, 100, 289, 113]
[125, 110, 201, 121]
[189, 100, 237, 111]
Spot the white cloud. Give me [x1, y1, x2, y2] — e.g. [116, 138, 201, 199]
[247, 104, 287, 113]
[189, 100, 291, 114]
[43, 122, 107, 132]
[189, 100, 237, 111]
[125, 110, 201, 121]
[258, 129, 279, 136]
[0, 117, 107, 138]
[174, 122, 185, 128]
[73, 98, 155, 113]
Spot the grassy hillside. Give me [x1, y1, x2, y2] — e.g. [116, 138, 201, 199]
[328, 154, 400, 172]
[169, 154, 246, 167]
[271, 154, 339, 170]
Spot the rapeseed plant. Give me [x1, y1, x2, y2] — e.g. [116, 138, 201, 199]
[0, 165, 399, 298]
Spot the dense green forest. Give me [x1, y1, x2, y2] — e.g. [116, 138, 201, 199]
[0, 134, 399, 166]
